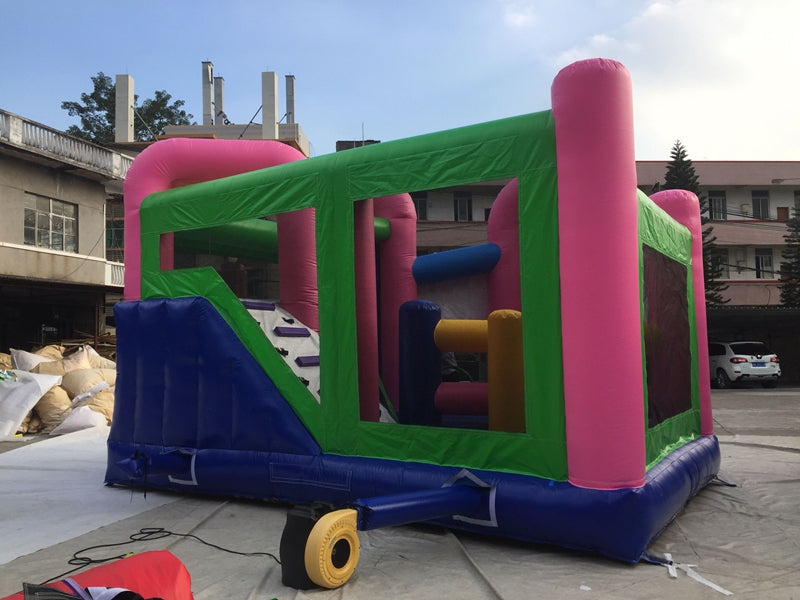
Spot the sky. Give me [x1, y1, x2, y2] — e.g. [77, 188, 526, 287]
[1, 0, 798, 160]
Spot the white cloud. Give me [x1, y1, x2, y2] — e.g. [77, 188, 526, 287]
[549, 0, 800, 159]
[497, 0, 537, 28]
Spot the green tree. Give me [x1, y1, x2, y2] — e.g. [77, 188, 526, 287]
[663, 140, 728, 306]
[779, 207, 800, 307]
[61, 72, 193, 144]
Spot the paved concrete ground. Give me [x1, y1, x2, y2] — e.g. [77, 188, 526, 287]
[0, 387, 798, 599]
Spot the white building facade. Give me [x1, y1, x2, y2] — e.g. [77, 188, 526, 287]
[637, 161, 800, 306]
[407, 161, 800, 307]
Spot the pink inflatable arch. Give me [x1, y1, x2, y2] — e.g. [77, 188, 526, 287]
[123, 138, 308, 301]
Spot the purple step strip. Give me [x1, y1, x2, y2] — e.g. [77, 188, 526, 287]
[242, 300, 276, 311]
[274, 326, 311, 337]
[295, 355, 320, 367]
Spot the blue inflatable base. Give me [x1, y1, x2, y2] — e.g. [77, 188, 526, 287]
[106, 297, 720, 563]
[106, 435, 719, 563]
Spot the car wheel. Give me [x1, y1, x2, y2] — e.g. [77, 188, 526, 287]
[716, 369, 731, 389]
[761, 380, 778, 388]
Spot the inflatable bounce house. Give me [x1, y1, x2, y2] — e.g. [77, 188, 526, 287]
[105, 58, 720, 588]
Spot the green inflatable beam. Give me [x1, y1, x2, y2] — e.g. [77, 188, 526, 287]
[174, 216, 391, 261]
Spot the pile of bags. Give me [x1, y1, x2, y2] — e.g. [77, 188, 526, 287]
[0, 344, 116, 438]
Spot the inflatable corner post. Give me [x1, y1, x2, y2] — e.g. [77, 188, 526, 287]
[107, 58, 720, 586]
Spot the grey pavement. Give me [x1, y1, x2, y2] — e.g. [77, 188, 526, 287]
[0, 388, 798, 599]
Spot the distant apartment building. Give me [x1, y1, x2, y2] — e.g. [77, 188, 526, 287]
[403, 161, 800, 309]
[402, 163, 800, 380]
[637, 161, 800, 306]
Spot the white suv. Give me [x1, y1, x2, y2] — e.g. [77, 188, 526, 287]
[708, 341, 781, 389]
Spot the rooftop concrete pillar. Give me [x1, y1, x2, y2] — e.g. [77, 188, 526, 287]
[262, 71, 278, 139]
[202, 61, 214, 126]
[114, 75, 134, 143]
[285, 74, 295, 124]
[214, 76, 225, 123]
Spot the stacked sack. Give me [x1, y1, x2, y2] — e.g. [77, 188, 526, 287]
[0, 345, 116, 436]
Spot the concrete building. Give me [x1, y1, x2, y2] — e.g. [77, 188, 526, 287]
[0, 62, 310, 355]
[401, 161, 800, 307]
[637, 161, 800, 306]
[404, 161, 800, 379]
[637, 161, 800, 381]
[0, 109, 131, 353]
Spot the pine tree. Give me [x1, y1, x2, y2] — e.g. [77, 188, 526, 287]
[663, 140, 728, 306]
[779, 207, 800, 307]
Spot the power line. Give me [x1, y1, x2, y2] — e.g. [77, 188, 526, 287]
[132, 105, 158, 141]
[238, 105, 263, 139]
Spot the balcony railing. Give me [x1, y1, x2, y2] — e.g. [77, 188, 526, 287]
[0, 109, 132, 180]
[105, 262, 125, 287]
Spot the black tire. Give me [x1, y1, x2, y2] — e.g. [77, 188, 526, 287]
[716, 369, 732, 389]
[761, 380, 778, 388]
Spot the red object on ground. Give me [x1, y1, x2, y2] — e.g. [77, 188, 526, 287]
[2, 550, 193, 600]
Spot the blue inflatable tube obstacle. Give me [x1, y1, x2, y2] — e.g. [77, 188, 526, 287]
[412, 242, 501, 285]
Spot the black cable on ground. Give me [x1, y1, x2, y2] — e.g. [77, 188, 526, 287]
[42, 527, 280, 584]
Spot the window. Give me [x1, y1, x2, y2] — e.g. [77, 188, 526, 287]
[453, 191, 472, 221]
[709, 191, 727, 220]
[411, 192, 428, 221]
[715, 247, 730, 279]
[24, 194, 78, 252]
[794, 190, 800, 214]
[755, 248, 774, 279]
[751, 190, 769, 219]
[729, 341, 773, 356]
[106, 198, 124, 262]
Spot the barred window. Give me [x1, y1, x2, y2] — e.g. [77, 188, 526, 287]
[755, 248, 774, 279]
[715, 247, 730, 279]
[453, 191, 472, 221]
[24, 194, 78, 253]
[709, 190, 727, 220]
[106, 198, 124, 262]
[411, 192, 428, 221]
[751, 190, 769, 219]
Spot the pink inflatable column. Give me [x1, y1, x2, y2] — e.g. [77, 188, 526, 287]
[277, 209, 319, 332]
[552, 59, 646, 489]
[354, 199, 379, 421]
[488, 179, 521, 312]
[650, 189, 713, 436]
[374, 194, 418, 411]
